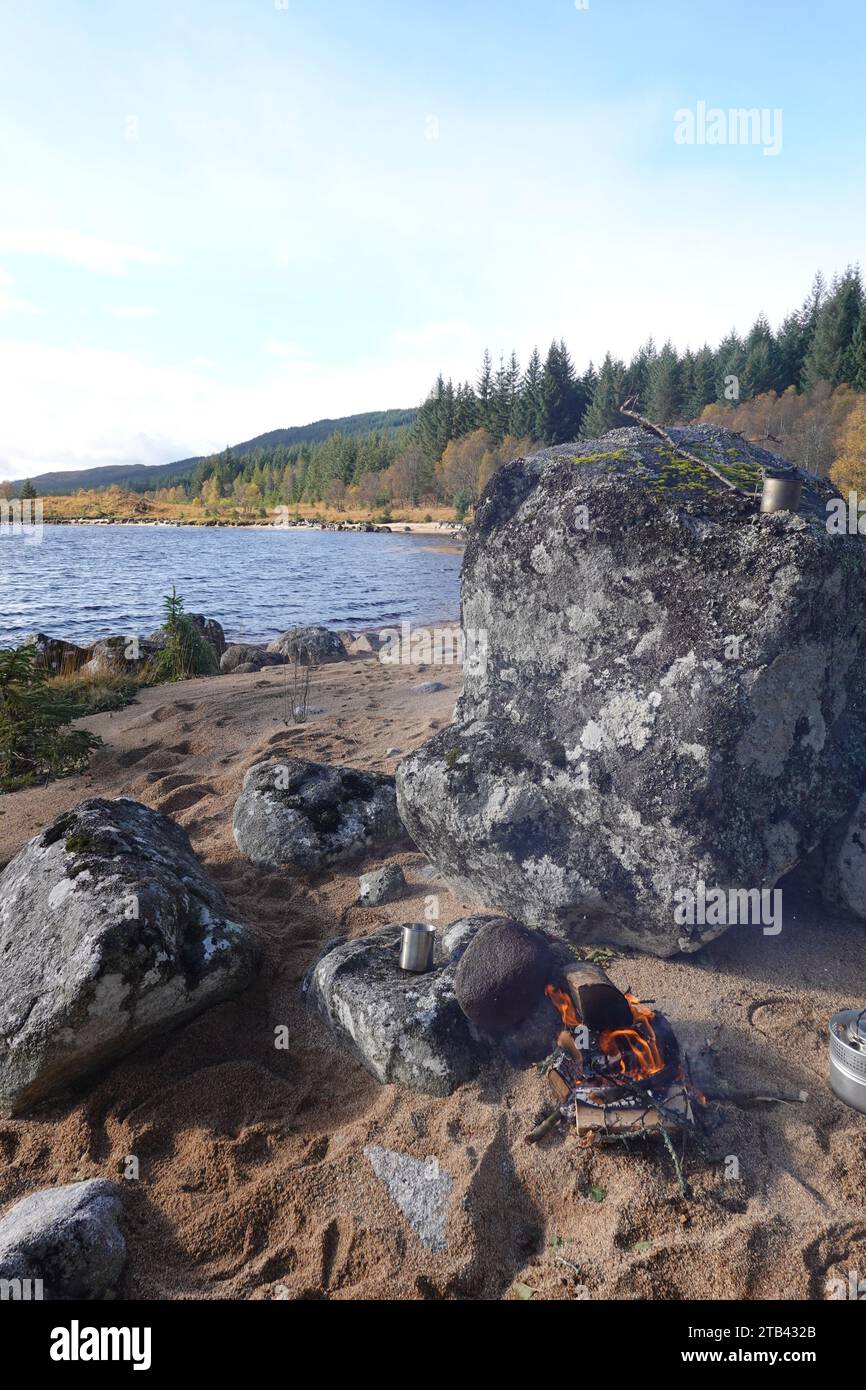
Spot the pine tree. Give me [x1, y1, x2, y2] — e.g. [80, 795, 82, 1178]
[581, 353, 626, 437]
[18, 479, 36, 500]
[645, 341, 683, 423]
[851, 305, 866, 392]
[622, 339, 656, 408]
[514, 347, 543, 439]
[476, 350, 494, 433]
[538, 341, 585, 443]
[683, 345, 716, 418]
[803, 266, 864, 388]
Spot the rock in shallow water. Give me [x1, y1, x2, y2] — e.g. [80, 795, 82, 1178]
[397, 426, 866, 956]
[0, 798, 259, 1115]
[0, 1179, 125, 1299]
[233, 759, 402, 871]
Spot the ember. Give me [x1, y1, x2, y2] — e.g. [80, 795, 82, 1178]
[530, 964, 697, 1156]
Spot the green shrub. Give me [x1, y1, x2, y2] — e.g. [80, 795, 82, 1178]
[0, 646, 102, 791]
[146, 587, 219, 682]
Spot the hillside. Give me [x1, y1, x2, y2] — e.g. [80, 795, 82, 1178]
[9, 407, 417, 497]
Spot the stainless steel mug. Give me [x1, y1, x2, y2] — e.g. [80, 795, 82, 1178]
[399, 923, 436, 973]
[760, 472, 802, 515]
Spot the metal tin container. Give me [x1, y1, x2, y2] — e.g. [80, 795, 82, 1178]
[399, 923, 436, 973]
[760, 472, 803, 515]
[829, 1009, 866, 1114]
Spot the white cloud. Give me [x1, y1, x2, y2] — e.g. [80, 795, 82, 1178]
[0, 338, 437, 480]
[0, 228, 173, 276]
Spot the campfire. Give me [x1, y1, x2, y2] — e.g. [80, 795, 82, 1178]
[527, 964, 699, 1168]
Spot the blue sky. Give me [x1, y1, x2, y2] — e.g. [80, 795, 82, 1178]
[0, 0, 864, 478]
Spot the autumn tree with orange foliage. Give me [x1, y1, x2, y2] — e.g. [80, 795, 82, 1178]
[830, 397, 866, 495]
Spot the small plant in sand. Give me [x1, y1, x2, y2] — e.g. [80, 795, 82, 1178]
[0, 645, 102, 791]
[148, 586, 220, 682]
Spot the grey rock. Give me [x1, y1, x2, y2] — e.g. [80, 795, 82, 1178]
[220, 644, 283, 674]
[822, 790, 866, 919]
[266, 625, 347, 665]
[453, 918, 553, 1034]
[358, 863, 407, 907]
[79, 635, 160, 678]
[307, 926, 484, 1094]
[147, 613, 226, 658]
[0, 798, 259, 1115]
[365, 1145, 453, 1252]
[233, 759, 402, 872]
[412, 680, 446, 694]
[397, 426, 866, 957]
[0, 1179, 125, 1300]
[21, 633, 88, 675]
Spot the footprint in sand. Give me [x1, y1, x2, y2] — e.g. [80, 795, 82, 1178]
[147, 772, 198, 794]
[116, 745, 155, 768]
[149, 701, 196, 724]
[154, 783, 214, 814]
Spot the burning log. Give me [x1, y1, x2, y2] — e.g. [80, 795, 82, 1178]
[561, 963, 633, 1032]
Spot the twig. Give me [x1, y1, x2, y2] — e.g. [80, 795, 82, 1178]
[706, 1085, 808, 1107]
[525, 1108, 563, 1145]
[659, 1123, 691, 1199]
[619, 396, 748, 496]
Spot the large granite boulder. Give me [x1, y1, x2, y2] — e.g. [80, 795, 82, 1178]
[396, 425, 866, 956]
[0, 798, 259, 1115]
[266, 625, 347, 664]
[306, 926, 482, 1094]
[0, 1180, 125, 1299]
[233, 758, 402, 871]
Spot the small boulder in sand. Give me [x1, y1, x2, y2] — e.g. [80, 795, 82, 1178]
[358, 863, 407, 907]
[220, 643, 283, 674]
[266, 625, 347, 665]
[0, 798, 260, 1115]
[233, 758, 402, 871]
[0, 1179, 126, 1300]
[306, 926, 483, 1094]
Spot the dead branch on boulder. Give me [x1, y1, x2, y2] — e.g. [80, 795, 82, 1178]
[619, 396, 748, 496]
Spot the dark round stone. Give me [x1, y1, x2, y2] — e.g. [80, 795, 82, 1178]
[453, 919, 553, 1035]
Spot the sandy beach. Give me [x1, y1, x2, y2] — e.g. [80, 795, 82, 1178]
[0, 644, 864, 1302]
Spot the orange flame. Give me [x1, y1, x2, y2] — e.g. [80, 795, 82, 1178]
[546, 983, 580, 1029]
[546, 984, 665, 1081]
[599, 993, 664, 1079]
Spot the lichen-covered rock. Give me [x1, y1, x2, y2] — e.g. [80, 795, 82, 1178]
[266, 625, 347, 664]
[307, 926, 483, 1094]
[233, 759, 402, 871]
[358, 863, 407, 907]
[0, 1180, 125, 1300]
[396, 426, 866, 956]
[0, 798, 259, 1115]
